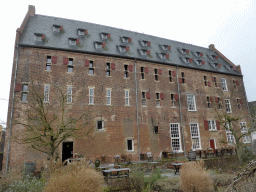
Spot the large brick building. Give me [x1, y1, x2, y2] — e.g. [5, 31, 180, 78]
[4, 5, 251, 169]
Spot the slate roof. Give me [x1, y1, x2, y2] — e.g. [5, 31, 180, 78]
[18, 14, 241, 76]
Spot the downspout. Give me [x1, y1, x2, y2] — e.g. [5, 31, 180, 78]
[176, 65, 186, 157]
[134, 59, 140, 161]
[6, 45, 19, 173]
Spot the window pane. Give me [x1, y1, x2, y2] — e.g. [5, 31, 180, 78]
[22, 85, 28, 92]
[22, 93, 27, 102]
[89, 69, 94, 75]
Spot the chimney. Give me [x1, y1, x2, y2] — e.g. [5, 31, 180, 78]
[28, 5, 35, 16]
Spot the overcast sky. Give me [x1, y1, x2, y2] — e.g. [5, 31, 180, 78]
[1, 0, 256, 127]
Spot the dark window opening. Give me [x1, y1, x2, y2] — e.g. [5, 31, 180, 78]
[171, 94, 175, 106]
[141, 67, 145, 79]
[181, 72, 185, 83]
[106, 63, 110, 76]
[68, 58, 73, 73]
[97, 120, 104, 130]
[124, 65, 129, 78]
[62, 142, 73, 162]
[127, 139, 133, 151]
[46, 56, 51, 71]
[154, 126, 159, 134]
[89, 61, 94, 75]
[169, 70, 172, 82]
[155, 69, 159, 81]
[204, 76, 207, 86]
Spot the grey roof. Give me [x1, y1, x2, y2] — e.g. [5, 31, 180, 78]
[18, 14, 241, 76]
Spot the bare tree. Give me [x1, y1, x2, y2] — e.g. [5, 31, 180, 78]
[13, 83, 95, 160]
[216, 111, 254, 164]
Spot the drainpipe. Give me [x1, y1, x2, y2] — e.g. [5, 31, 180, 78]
[6, 45, 19, 173]
[134, 59, 140, 161]
[176, 65, 186, 157]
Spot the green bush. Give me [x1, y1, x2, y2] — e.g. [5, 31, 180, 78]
[152, 177, 182, 192]
[144, 169, 165, 190]
[210, 172, 234, 187]
[4, 176, 45, 192]
[129, 168, 145, 192]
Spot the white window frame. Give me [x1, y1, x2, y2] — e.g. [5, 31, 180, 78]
[106, 89, 111, 105]
[208, 120, 217, 131]
[187, 94, 197, 111]
[21, 84, 28, 102]
[225, 123, 235, 144]
[221, 78, 228, 91]
[190, 123, 201, 150]
[69, 39, 76, 46]
[78, 29, 85, 36]
[67, 86, 72, 103]
[225, 99, 232, 113]
[170, 123, 182, 152]
[125, 90, 129, 106]
[101, 33, 108, 40]
[89, 88, 94, 105]
[127, 139, 134, 151]
[240, 122, 251, 143]
[44, 85, 50, 102]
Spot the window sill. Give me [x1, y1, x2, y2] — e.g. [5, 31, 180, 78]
[88, 74, 95, 76]
[142, 105, 147, 107]
[45, 70, 52, 72]
[127, 150, 134, 152]
[21, 101, 28, 104]
[124, 77, 130, 79]
[67, 102, 73, 105]
[171, 106, 176, 108]
[188, 110, 197, 112]
[97, 129, 105, 132]
[67, 72, 74, 74]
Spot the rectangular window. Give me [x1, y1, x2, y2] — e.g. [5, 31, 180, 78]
[171, 94, 175, 107]
[240, 122, 251, 143]
[46, 56, 51, 71]
[141, 67, 145, 79]
[154, 69, 159, 81]
[170, 123, 182, 152]
[181, 72, 185, 83]
[154, 126, 159, 134]
[106, 63, 110, 76]
[142, 92, 146, 106]
[127, 139, 134, 151]
[233, 80, 237, 90]
[67, 86, 72, 103]
[97, 120, 104, 130]
[190, 123, 201, 150]
[124, 65, 129, 78]
[213, 77, 218, 87]
[125, 90, 129, 106]
[187, 94, 196, 111]
[221, 78, 228, 91]
[89, 61, 94, 75]
[89, 88, 94, 104]
[216, 97, 221, 109]
[106, 89, 111, 105]
[169, 70, 173, 82]
[204, 76, 208, 86]
[44, 85, 50, 102]
[21, 84, 28, 102]
[156, 92, 160, 107]
[68, 58, 73, 73]
[225, 99, 232, 113]
[225, 123, 235, 144]
[237, 99, 241, 109]
[207, 96, 211, 108]
[208, 120, 216, 131]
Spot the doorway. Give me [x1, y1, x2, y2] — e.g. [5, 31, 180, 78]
[62, 142, 73, 162]
[209, 139, 215, 149]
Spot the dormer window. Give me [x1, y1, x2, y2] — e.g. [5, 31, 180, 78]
[209, 55, 219, 60]
[195, 60, 202, 65]
[157, 53, 169, 60]
[34, 33, 45, 42]
[78, 29, 87, 36]
[94, 42, 105, 50]
[69, 38, 79, 46]
[121, 36, 132, 43]
[180, 48, 189, 54]
[53, 25, 62, 33]
[101, 32, 111, 40]
[139, 49, 148, 56]
[161, 45, 171, 51]
[140, 40, 151, 47]
[195, 52, 203, 57]
[118, 45, 129, 53]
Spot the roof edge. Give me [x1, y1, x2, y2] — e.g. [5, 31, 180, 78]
[209, 44, 242, 74]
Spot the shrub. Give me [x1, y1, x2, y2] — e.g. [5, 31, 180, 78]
[129, 168, 145, 192]
[210, 171, 234, 187]
[152, 177, 182, 192]
[180, 161, 213, 192]
[44, 161, 105, 192]
[144, 168, 165, 190]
